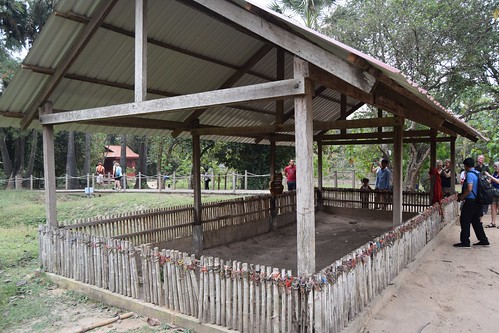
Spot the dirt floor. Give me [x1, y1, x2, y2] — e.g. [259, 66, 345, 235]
[202, 210, 395, 273]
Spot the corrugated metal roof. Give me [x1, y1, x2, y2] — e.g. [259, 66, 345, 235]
[0, 0, 485, 143]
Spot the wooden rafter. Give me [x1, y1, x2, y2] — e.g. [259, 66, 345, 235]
[171, 44, 275, 137]
[53, 10, 274, 82]
[192, 117, 402, 136]
[20, 0, 118, 129]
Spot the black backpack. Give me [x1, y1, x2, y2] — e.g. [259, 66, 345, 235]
[470, 170, 494, 205]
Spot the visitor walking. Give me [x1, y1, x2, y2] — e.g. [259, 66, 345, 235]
[95, 161, 105, 188]
[113, 162, 123, 190]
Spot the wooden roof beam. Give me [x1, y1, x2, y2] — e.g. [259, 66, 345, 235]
[192, 117, 402, 136]
[316, 130, 432, 141]
[20, 0, 118, 129]
[40, 78, 305, 125]
[322, 136, 454, 146]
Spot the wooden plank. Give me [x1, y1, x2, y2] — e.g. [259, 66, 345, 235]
[39, 79, 305, 125]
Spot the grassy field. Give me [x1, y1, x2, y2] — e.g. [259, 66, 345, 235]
[0, 190, 235, 332]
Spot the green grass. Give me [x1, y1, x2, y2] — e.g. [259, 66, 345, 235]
[0, 189, 239, 332]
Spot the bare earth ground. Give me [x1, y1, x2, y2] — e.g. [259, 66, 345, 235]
[202, 211, 394, 273]
[9, 285, 188, 333]
[348, 213, 499, 333]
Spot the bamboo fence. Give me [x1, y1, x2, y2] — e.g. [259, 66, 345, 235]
[39, 194, 458, 333]
[321, 188, 430, 213]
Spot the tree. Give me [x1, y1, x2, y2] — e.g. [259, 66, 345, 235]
[268, 0, 334, 30]
[322, 0, 498, 188]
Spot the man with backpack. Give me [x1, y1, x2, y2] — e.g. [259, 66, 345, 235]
[454, 158, 490, 248]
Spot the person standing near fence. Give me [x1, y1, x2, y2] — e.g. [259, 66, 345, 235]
[283, 159, 296, 191]
[95, 162, 105, 188]
[440, 159, 453, 197]
[113, 162, 122, 191]
[372, 158, 391, 209]
[455, 157, 489, 248]
[484, 162, 499, 228]
[475, 154, 490, 216]
[360, 177, 372, 209]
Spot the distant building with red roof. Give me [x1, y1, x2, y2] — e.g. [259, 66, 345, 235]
[103, 145, 139, 176]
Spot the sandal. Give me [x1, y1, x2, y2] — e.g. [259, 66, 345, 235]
[485, 223, 496, 228]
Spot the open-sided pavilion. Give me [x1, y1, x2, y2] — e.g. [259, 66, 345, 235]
[0, 0, 485, 307]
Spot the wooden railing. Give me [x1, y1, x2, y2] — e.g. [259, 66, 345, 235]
[321, 187, 430, 213]
[40, 196, 459, 332]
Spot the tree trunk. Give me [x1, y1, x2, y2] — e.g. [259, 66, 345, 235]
[120, 135, 127, 170]
[66, 131, 79, 189]
[25, 129, 38, 177]
[135, 137, 147, 188]
[404, 143, 430, 190]
[83, 132, 91, 175]
[0, 129, 13, 178]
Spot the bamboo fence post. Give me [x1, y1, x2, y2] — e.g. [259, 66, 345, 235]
[167, 250, 175, 309]
[129, 244, 138, 299]
[108, 238, 115, 293]
[242, 263, 249, 332]
[272, 267, 280, 333]
[153, 247, 162, 305]
[281, 268, 287, 333]
[249, 265, 255, 333]
[175, 251, 186, 314]
[232, 260, 238, 330]
[208, 256, 215, 323]
[237, 262, 243, 332]
[185, 254, 195, 316]
[161, 249, 169, 307]
[313, 274, 322, 332]
[265, 266, 272, 332]
[225, 260, 232, 330]
[215, 257, 221, 325]
[220, 259, 226, 327]
[197, 256, 205, 322]
[203, 256, 210, 323]
[286, 269, 292, 333]
[172, 250, 181, 313]
[255, 265, 261, 333]
[189, 254, 199, 316]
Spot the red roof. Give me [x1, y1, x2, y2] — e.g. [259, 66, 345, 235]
[104, 145, 139, 159]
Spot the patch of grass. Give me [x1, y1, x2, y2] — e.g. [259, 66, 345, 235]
[0, 190, 241, 332]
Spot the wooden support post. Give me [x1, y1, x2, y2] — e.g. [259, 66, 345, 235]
[317, 141, 323, 210]
[294, 57, 315, 276]
[450, 137, 456, 194]
[340, 94, 347, 135]
[41, 103, 57, 227]
[192, 126, 203, 256]
[429, 130, 437, 204]
[134, 0, 147, 103]
[392, 117, 404, 226]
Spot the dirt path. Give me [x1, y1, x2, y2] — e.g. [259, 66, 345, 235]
[346, 213, 499, 332]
